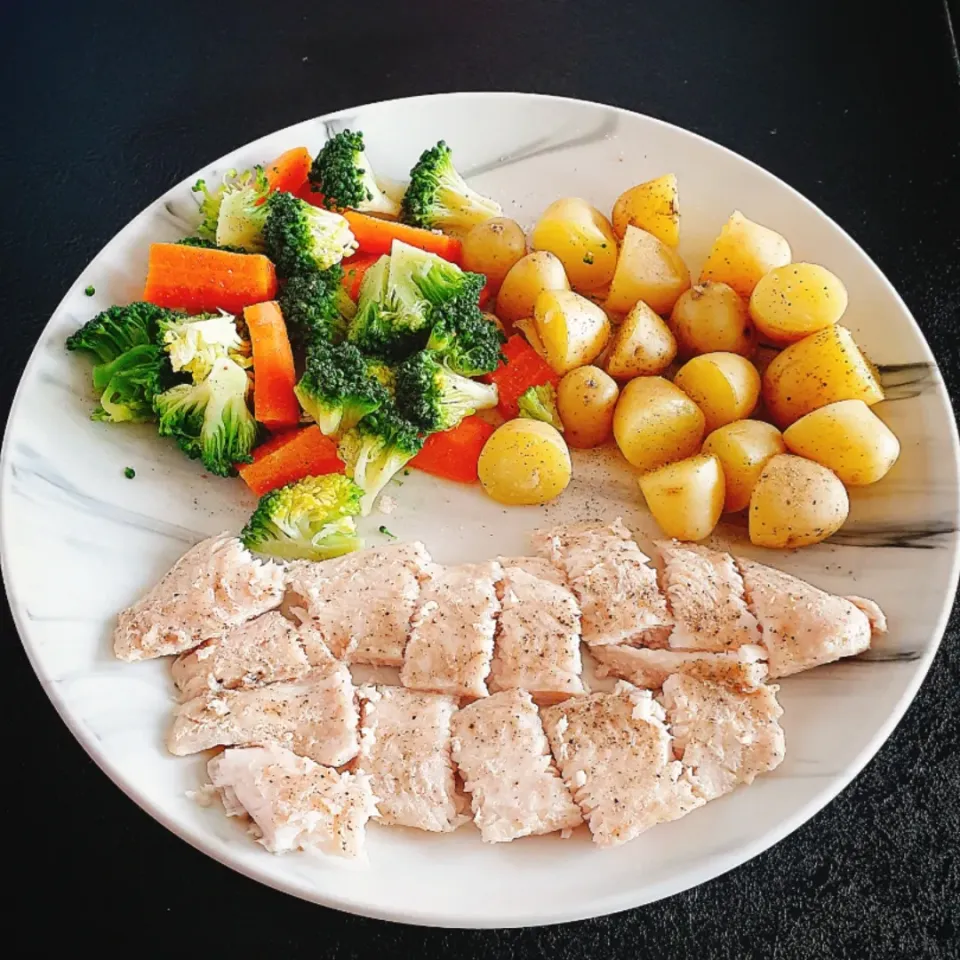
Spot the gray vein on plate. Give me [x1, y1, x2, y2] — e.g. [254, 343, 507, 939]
[826, 520, 956, 549]
[877, 362, 938, 401]
[855, 650, 923, 662]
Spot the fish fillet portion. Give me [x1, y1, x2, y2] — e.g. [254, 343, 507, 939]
[168, 665, 359, 767]
[738, 558, 877, 678]
[114, 534, 286, 661]
[659, 673, 785, 801]
[357, 685, 467, 832]
[541, 683, 702, 847]
[451, 690, 582, 842]
[207, 744, 377, 857]
[489, 558, 585, 703]
[287, 542, 431, 666]
[400, 561, 502, 699]
[657, 541, 760, 651]
[532, 519, 671, 646]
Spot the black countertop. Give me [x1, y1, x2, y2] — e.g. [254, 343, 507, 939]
[2, 1, 958, 956]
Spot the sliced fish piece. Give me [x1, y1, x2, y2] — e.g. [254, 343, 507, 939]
[592, 643, 768, 691]
[451, 689, 582, 842]
[114, 534, 285, 662]
[207, 744, 377, 857]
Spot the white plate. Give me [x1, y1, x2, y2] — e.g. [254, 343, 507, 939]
[3, 93, 959, 928]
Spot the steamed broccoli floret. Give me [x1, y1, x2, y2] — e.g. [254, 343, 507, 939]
[308, 129, 399, 217]
[154, 357, 256, 476]
[240, 474, 364, 561]
[263, 190, 358, 277]
[279, 265, 352, 346]
[90, 344, 171, 423]
[158, 311, 249, 381]
[389, 240, 485, 308]
[425, 299, 505, 376]
[400, 140, 503, 232]
[192, 167, 268, 246]
[347, 254, 428, 358]
[518, 383, 564, 432]
[66, 301, 172, 364]
[294, 341, 389, 436]
[365, 359, 397, 396]
[395, 350, 499, 433]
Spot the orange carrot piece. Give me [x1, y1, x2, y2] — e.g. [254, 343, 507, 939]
[238, 425, 344, 496]
[143, 243, 278, 315]
[485, 335, 560, 419]
[341, 253, 382, 300]
[243, 301, 300, 430]
[335, 209, 462, 263]
[264, 146, 312, 195]
[410, 416, 495, 483]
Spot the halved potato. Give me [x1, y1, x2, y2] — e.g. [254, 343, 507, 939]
[605, 225, 691, 315]
[531, 198, 619, 291]
[478, 419, 572, 506]
[534, 289, 611, 375]
[611, 174, 680, 246]
[495, 251, 570, 325]
[603, 300, 677, 379]
[702, 419, 786, 512]
[639, 453, 725, 541]
[699, 211, 792, 298]
[749, 262, 848, 345]
[669, 282, 755, 358]
[673, 352, 761, 433]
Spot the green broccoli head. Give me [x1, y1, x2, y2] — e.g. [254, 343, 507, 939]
[518, 383, 564, 432]
[308, 129, 400, 217]
[158, 310, 249, 382]
[90, 343, 172, 423]
[240, 473, 364, 561]
[66, 301, 173, 364]
[215, 168, 271, 252]
[263, 190, 358, 277]
[425, 298, 505, 376]
[154, 356, 257, 476]
[365, 359, 397, 396]
[400, 140, 503, 232]
[280, 264, 352, 347]
[192, 166, 268, 245]
[395, 350, 499, 433]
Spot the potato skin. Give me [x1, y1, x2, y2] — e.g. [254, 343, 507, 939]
[702, 419, 786, 512]
[699, 210, 792, 298]
[611, 174, 680, 246]
[670, 282, 755, 358]
[557, 365, 619, 449]
[605, 225, 691, 315]
[531, 198, 619, 291]
[749, 262, 848, 345]
[478, 419, 572, 505]
[462, 217, 527, 290]
[495, 251, 570, 325]
[603, 300, 677, 379]
[673, 352, 761, 433]
[638, 453, 725, 541]
[534, 289, 611, 375]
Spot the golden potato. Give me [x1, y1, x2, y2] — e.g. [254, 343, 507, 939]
[783, 399, 900, 485]
[495, 251, 570, 325]
[530, 197, 619, 291]
[613, 376, 706, 473]
[534, 289, 611, 375]
[749, 454, 848, 548]
[557, 365, 619, 448]
[699, 210, 792, 298]
[604, 300, 677, 379]
[639, 453, 725, 541]
[673, 352, 761, 433]
[669, 282, 755, 358]
[702, 419, 786, 512]
[462, 217, 527, 290]
[478, 419, 572, 506]
[605, 225, 691, 315]
[762, 324, 884, 426]
[749, 262, 849, 345]
[611, 173, 680, 246]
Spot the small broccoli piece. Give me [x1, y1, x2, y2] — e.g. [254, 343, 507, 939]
[347, 254, 428, 358]
[192, 167, 267, 244]
[425, 299, 506, 376]
[308, 129, 400, 217]
[154, 357, 256, 476]
[389, 240, 486, 307]
[214, 167, 271, 252]
[66, 301, 172, 364]
[84, 285, 95, 296]
[279, 265, 352, 346]
[158, 311, 249, 381]
[294, 341, 389, 436]
[91, 343, 171, 423]
[517, 383, 564, 432]
[395, 350, 499, 433]
[263, 190, 358, 277]
[124, 467, 136, 479]
[400, 140, 503, 232]
[175, 236, 247, 254]
[365, 359, 397, 396]
[240, 474, 364, 561]
[337, 403, 425, 515]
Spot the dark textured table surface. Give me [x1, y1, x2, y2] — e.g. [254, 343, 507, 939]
[3, 1, 959, 955]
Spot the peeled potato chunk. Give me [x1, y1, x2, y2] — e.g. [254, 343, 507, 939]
[699, 210, 792, 298]
[478, 419, 572, 506]
[702, 419, 786, 512]
[605, 225, 691, 315]
[531, 198, 619, 292]
[639, 453, 725, 541]
[534, 289, 611, 375]
[749, 262, 849, 345]
[670, 282, 755, 358]
[673, 352, 761, 433]
[496, 251, 570, 326]
[611, 174, 680, 246]
[603, 300, 677, 379]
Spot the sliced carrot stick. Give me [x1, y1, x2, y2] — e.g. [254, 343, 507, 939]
[238, 425, 344, 496]
[264, 146, 312, 195]
[340, 253, 381, 300]
[243, 301, 300, 430]
[410, 416, 495, 483]
[484, 334, 561, 419]
[143, 243, 278, 315]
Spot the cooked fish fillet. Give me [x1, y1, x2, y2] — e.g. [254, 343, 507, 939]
[287, 542, 431, 666]
[489, 557, 585, 703]
[738, 558, 879, 678]
[168, 664, 359, 767]
[657, 540, 760, 651]
[659, 673, 785, 801]
[541, 682, 702, 847]
[357, 685, 467, 832]
[532, 519, 671, 646]
[400, 561, 502, 699]
[592, 643, 769, 691]
[207, 744, 377, 857]
[114, 534, 286, 662]
[451, 689, 582, 842]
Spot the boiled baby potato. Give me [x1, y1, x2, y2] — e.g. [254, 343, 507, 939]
[605, 226, 691, 315]
[534, 289, 611, 375]
[462, 217, 527, 290]
[478, 419, 571, 506]
[639, 453, 725, 541]
[749, 262, 848, 345]
[611, 173, 680, 247]
[783, 399, 900, 485]
[670, 282, 755, 358]
[749, 454, 848, 548]
[699, 210, 792, 298]
[673, 352, 761, 433]
[496, 251, 570, 325]
[702, 419, 786, 512]
[613, 376, 705, 473]
[604, 300, 677, 379]
[531, 197, 619, 291]
[762, 324, 883, 426]
[557, 365, 620, 448]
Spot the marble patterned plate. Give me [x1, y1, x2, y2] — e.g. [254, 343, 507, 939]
[3, 93, 958, 928]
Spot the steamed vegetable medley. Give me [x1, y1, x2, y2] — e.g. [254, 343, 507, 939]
[67, 131, 899, 560]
